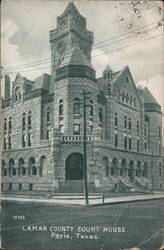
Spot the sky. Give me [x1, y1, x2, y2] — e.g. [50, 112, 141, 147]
[1, 0, 164, 141]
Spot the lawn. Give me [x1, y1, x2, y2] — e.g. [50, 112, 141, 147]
[1, 199, 164, 250]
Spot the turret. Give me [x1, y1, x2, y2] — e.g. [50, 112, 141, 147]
[103, 65, 113, 81]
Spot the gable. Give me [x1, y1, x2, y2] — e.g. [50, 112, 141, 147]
[113, 66, 142, 109]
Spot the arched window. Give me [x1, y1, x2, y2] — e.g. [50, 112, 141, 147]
[29, 157, 37, 176]
[103, 157, 109, 177]
[46, 107, 51, 123]
[120, 159, 127, 177]
[40, 156, 46, 176]
[15, 87, 21, 101]
[2, 160, 7, 176]
[28, 111, 32, 129]
[9, 159, 14, 177]
[19, 158, 25, 176]
[111, 158, 118, 177]
[99, 108, 103, 123]
[29, 157, 37, 175]
[73, 98, 80, 115]
[22, 113, 26, 130]
[59, 99, 64, 116]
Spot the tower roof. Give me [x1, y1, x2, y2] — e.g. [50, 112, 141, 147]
[104, 65, 113, 72]
[144, 87, 159, 104]
[59, 44, 92, 68]
[62, 2, 81, 17]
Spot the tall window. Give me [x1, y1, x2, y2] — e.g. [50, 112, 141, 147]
[59, 99, 64, 116]
[114, 134, 118, 148]
[29, 157, 37, 176]
[73, 98, 80, 115]
[89, 100, 93, 117]
[27, 133, 31, 147]
[8, 117, 12, 132]
[99, 108, 103, 123]
[8, 136, 11, 149]
[73, 124, 80, 135]
[14, 86, 21, 101]
[22, 113, 26, 130]
[46, 107, 51, 123]
[114, 113, 118, 126]
[4, 138, 7, 150]
[124, 136, 127, 150]
[137, 121, 140, 132]
[46, 130, 51, 139]
[129, 138, 132, 150]
[124, 116, 127, 129]
[28, 111, 32, 129]
[4, 119, 7, 133]
[22, 134, 26, 148]
[128, 118, 131, 130]
[137, 139, 140, 152]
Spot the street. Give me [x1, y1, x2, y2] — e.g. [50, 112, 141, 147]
[1, 199, 164, 250]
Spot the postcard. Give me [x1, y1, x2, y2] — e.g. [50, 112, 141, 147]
[1, 0, 164, 249]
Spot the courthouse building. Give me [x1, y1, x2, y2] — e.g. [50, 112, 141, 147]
[1, 3, 163, 193]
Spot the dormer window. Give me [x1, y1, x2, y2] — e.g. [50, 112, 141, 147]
[14, 87, 21, 102]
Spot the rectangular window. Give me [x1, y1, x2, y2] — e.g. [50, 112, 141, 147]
[137, 140, 140, 152]
[18, 183, 22, 190]
[144, 124, 147, 136]
[46, 130, 51, 139]
[22, 117, 26, 130]
[124, 137, 127, 150]
[73, 124, 80, 135]
[4, 138, 7, 150]
[137, 121, 140, 132]
[114, 113, 118, 126]
[27, 133, 31, 147]
[129, 138, 131, 150]
[29, 183, 33, 191]
[124, 116, 127, 129]
[22, 134, 26, 148]
[114, 134, 118, 148]
[9, 183, 12, 190]
[59, 104, 64, 116]
[128, 119, 131, 130]
[8, 137, 11, 149]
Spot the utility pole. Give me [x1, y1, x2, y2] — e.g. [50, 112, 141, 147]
[82, 90, 90, 205]
[151, 150, 154, 193]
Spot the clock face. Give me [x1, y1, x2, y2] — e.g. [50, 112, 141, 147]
[57, 41, 66, 54]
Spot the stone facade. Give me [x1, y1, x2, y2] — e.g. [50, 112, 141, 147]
[1, 3, 163, 193]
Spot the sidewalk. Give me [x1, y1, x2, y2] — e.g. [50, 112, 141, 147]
[1, 192, 164, 206]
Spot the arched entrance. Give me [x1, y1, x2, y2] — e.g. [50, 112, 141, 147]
[65, 153, 83, 180]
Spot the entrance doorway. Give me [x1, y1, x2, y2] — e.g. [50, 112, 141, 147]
[65, 153, 83, 180]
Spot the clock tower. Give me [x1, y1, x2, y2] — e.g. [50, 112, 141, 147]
[49, 2, 94, 75]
